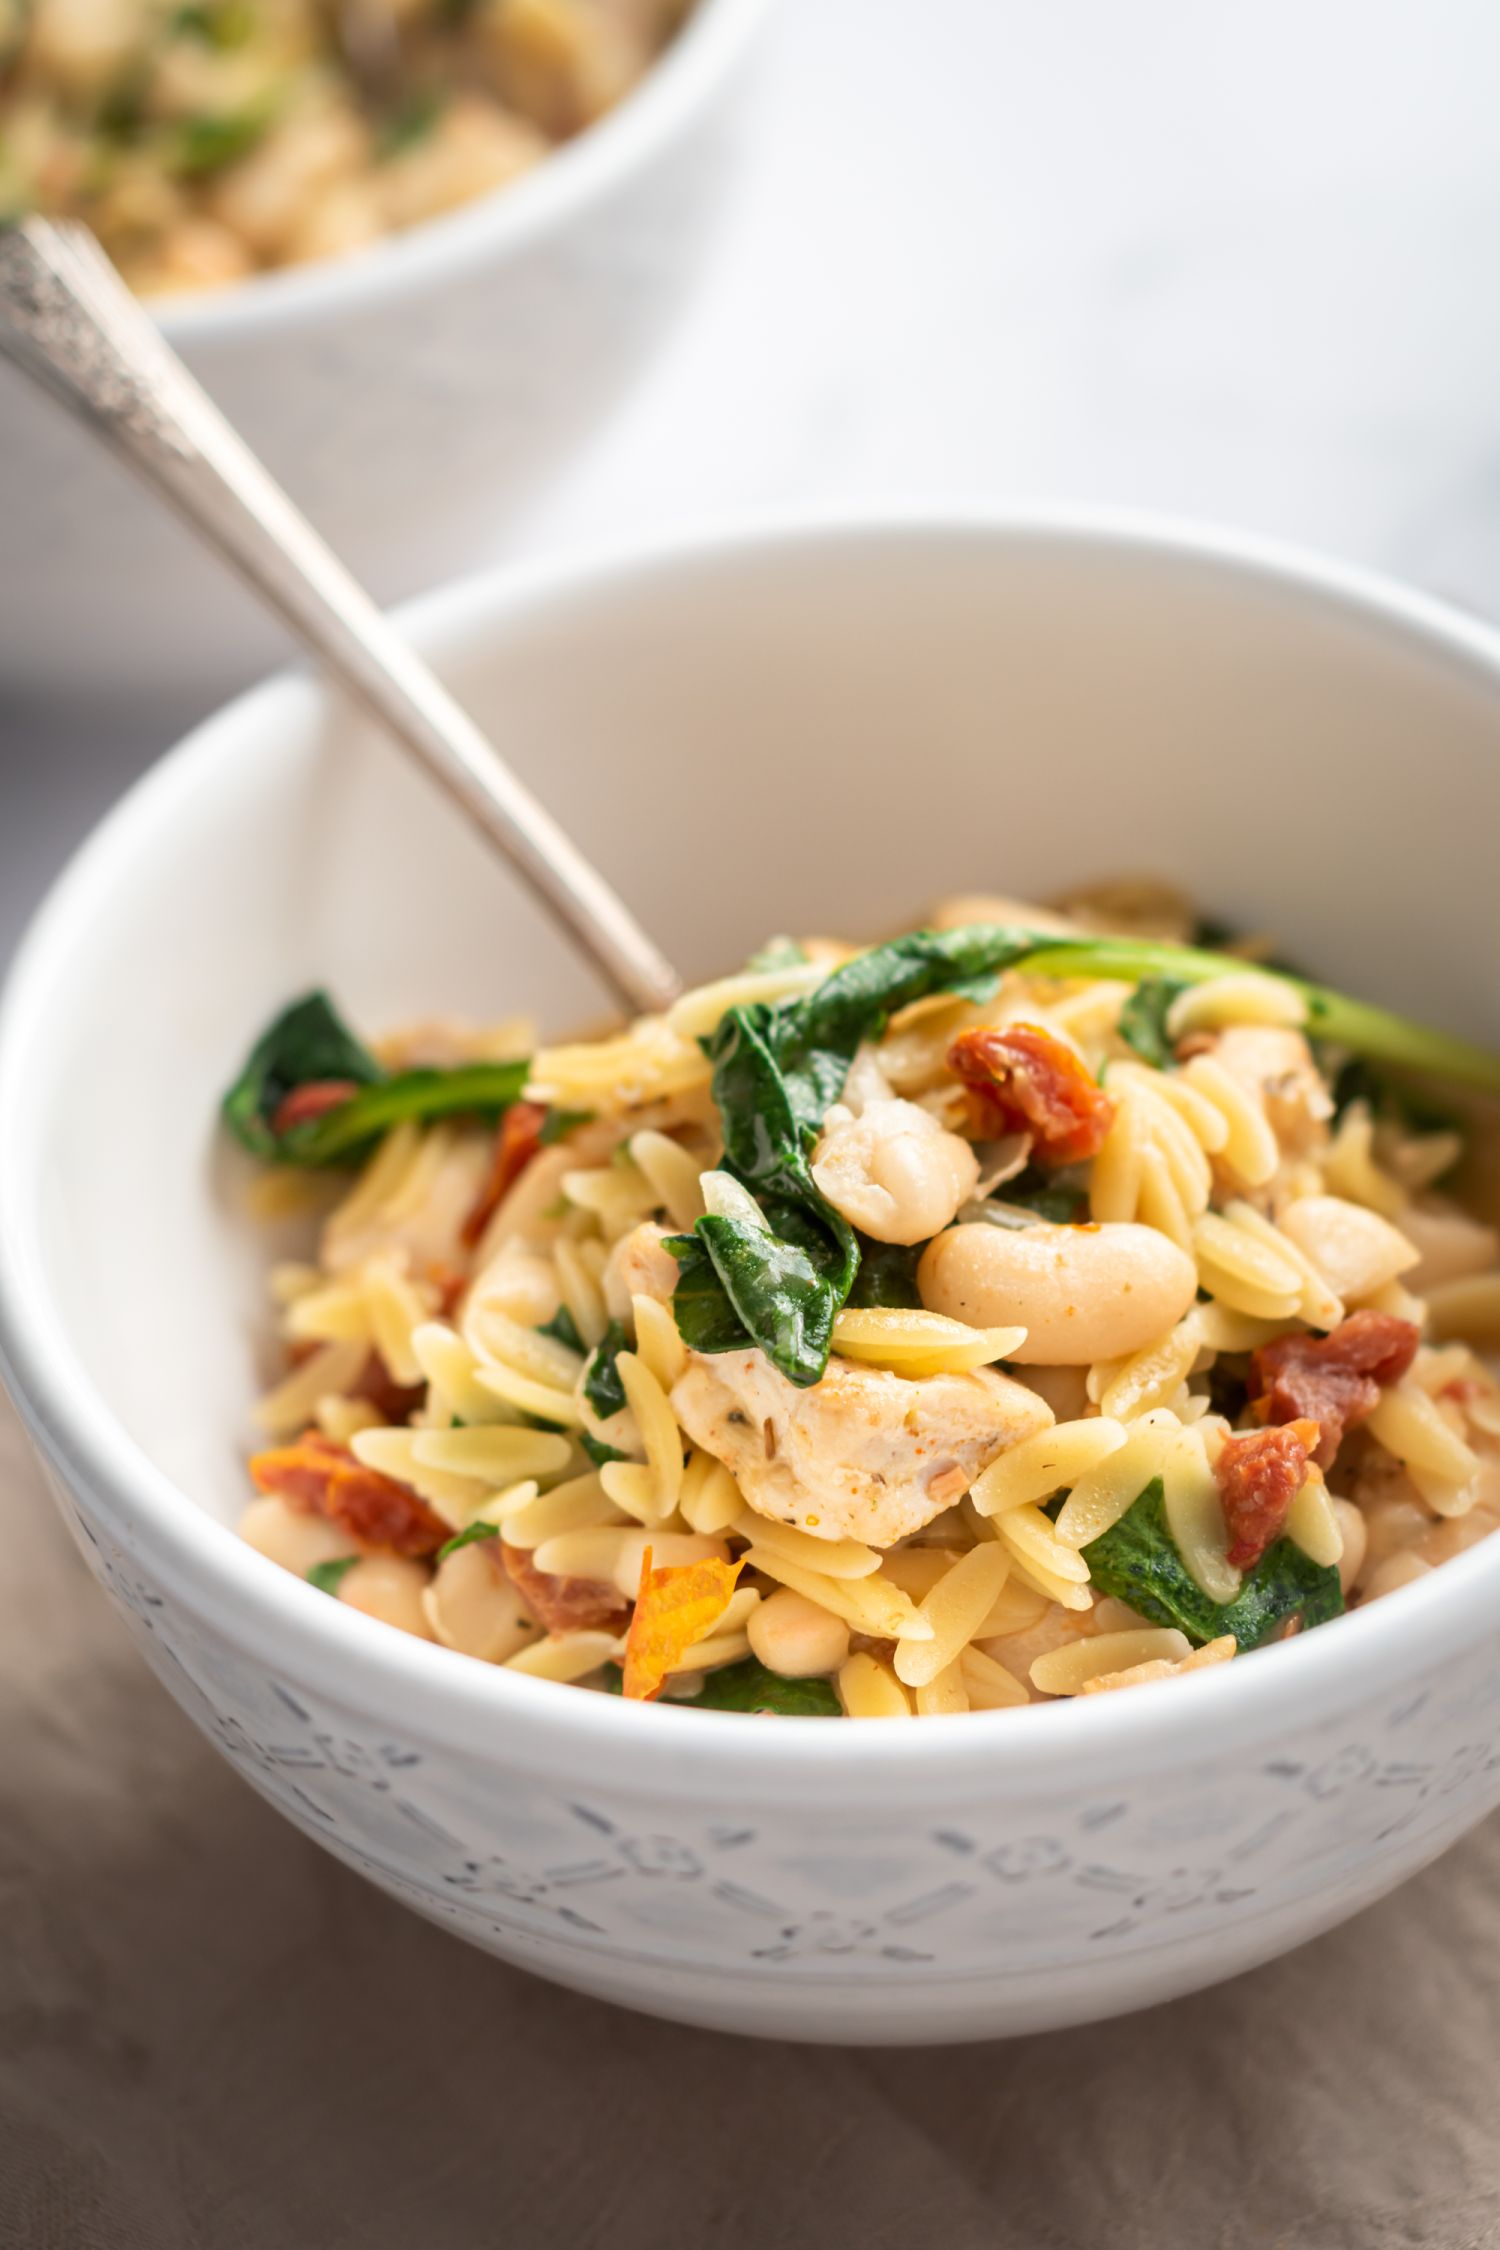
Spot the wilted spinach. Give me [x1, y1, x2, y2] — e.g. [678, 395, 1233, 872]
[1080, 1477, 1343, 1649]
[845, 1237, 926, 1309]
[598, 1657, 840, 1715]
[223, 990, 528, 1165]
[582, 1321, 630, 1421]
[1116, 976, 1188, 1070]
[306, 1556, 360, 1596]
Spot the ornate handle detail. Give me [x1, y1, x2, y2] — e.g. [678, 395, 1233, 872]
[0, 220, 195, 462]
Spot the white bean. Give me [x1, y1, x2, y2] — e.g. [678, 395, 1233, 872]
[917, 1221, 1198, 1364]
[811, 1099, 979, 1246]
[746, 1588, 850, 1678]
[422, 1541, 534, 1659]
[339, 1555, 435, 1640]
[240, 1496, 356, 1576]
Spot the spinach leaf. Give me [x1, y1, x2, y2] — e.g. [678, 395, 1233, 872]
[306, 1556, 360, 1596]
[222, 990, 529, 1165]
[745, 936, 808, 973]
[766, 926, 1033, 1135]
[435, 1520, 501, 1561]
[672, 929, 1040, 1385]
[693, 1208, 853, 1388]
[596, 1658, 841, 1715]
[691, 1659, 842, 1715]
[276, 1060, 529, 1164]
[845, 1237, 926, 1308]
[583, 1322, 629, 1420]
[223, 991, 384, 1158]
[1116, 976, 1188, 1069]
[994, 1164, 1089, 1225]
[1081, 1478, 1344, 1650]
[665, 1233, 756, 1355]
[580, 1432, 628, 1469]
[538, 1304, 585, 1354]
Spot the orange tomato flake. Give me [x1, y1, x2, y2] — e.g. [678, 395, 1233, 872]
[620, 1545, 745, 1702]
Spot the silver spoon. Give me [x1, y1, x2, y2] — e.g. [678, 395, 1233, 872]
[0, 216, 683, 1018]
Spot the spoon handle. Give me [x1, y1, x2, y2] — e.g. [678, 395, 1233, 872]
[0, 217, 683, 1017]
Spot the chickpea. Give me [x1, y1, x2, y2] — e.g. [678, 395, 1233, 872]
[811, 1099, 979, 1247]
[1330, 1498, 1367, 1595]
[918, 1221, 1198, 1364]
[422, 1541, 534, 1659]
[746, 1588, 849, 1679]
[340, 1554, 436, 1640]
[240, 1495, 357, 1575]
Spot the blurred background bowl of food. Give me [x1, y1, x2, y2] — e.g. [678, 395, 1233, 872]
[0, 0, 769, 705]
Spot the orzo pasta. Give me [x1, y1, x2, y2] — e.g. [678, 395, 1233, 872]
[224, 888, 1500, 1717]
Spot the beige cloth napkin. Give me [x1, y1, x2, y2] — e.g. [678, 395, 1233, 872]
[3, 1385, 1498, 2250]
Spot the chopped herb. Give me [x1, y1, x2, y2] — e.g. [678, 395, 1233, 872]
[1116, 976, 1188, 1070]
[537, 1304, 585, 1354]
[172, 0, 256, 48]
[845, 1236, 926, 1309]
[538, 1106, 594, 1146]
[580, 1432, 627, 1469]
[435, 1520, 500, 1561]
[597, 1657, 839, 1715]
[222, 991, 383, 1157]
[583, 1321, 629, 1420]
[306, 1556, 360, 1596]
[172, 102, 274, 176]
[378, 86, 445, 159]
[745, 936, 808, 974]
[1080, 1477, 1344, 1650]
[222, 990, 529, 1165]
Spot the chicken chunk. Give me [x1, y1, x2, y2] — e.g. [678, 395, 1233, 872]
[670, 1349, 1053, 1548]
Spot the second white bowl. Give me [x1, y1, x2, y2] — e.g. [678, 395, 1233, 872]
[0, 0, 768, 707]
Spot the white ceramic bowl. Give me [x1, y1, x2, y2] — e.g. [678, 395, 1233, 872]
[4, 516, 1500, 2047]
[0, 0, 767, 707]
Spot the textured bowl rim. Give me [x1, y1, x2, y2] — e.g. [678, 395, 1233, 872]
[147, 0, 770, 345]
[5, 507, 1500, 1802]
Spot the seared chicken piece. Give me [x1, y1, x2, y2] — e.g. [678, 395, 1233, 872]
[671, 1349, 1053, 1548]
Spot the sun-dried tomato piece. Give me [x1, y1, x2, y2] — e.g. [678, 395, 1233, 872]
[1214, 1418, 1319, 1570]
[947, 1023, 1116, 1166]
[621, 1546, 745, 1701]
[501, 1543, 629, 1636]
[1250, 1310, 1420, 1469]
[461, 1100, 548, 1249]
[250, 1431, 446, 1556]
[269, 1079, 361, 1136]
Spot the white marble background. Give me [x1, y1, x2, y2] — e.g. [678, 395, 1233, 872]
[7, 0, 1500, 954]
